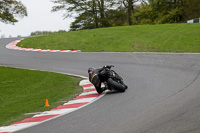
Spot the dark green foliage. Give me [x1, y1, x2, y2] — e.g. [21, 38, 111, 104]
[70, 12, 97, 31]
[133, 0, 200, 24]
[106, 9, 128, 26]
[52, 0, 200, 29]
[0, 0, 27, 24]
[133, 0, 184, 24]
[182, 0, 200, 21]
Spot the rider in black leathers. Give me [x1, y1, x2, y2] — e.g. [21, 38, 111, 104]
[88, 66, 109, 94]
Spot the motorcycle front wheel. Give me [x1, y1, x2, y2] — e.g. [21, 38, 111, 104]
[107, 78, 126, 92]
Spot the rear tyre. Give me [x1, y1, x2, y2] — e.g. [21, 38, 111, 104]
[107, 78, 126, 92]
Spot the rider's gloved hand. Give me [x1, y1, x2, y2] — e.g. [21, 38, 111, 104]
[103, 65, 108, 68]
[103, 65, 114, 68]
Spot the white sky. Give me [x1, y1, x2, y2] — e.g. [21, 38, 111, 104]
[0, 0, 74, 37]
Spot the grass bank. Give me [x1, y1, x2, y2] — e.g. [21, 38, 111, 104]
[0, 66, 82, 126]
[18, 23, 200, 52]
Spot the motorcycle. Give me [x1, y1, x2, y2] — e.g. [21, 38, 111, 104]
[101, 65, 128, 92]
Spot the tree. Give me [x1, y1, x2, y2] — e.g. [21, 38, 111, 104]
[1, 34, 5, 38]
[133, 3, 155, 24]
[152, 0, 184, 23]
[182, 0, 200, 21]
[122, 0, 135, 25]
[106, 9, 128, 26]
[52, 0, 120, 30]
[70, 12, 97, 31]
[132, 0, 185, 24]
[52, 0, 98, 29]
[117, 0, 145, 25]
[0, 0, 27, 24]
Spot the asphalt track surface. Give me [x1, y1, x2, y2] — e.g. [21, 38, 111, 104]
[1, 38, 200, 133]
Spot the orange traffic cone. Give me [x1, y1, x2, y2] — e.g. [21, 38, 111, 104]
[45, 99, 49, 107]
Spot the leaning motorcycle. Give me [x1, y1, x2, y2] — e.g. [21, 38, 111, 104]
[101, 65, 128, 92]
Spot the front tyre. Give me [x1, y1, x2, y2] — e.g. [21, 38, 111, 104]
[107, 78, 126, 92]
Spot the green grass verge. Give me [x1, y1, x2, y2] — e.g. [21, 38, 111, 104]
[0, 66, 82, 126]
[18, 23, 200, 52]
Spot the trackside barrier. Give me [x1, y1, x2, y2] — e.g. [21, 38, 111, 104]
[184, 18, 200, 23]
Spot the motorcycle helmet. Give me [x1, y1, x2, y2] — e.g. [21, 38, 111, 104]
[88, 67, 95, 73]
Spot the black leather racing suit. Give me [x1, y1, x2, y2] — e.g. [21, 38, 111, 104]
[89, 67, 107, 94]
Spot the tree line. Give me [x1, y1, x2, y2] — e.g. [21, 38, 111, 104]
[0, 0, 199, 31]
[133, 0, 200, 24]
[30, 30, 66, 36]
[51, 0, 200, 31]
